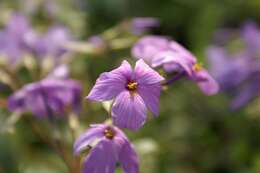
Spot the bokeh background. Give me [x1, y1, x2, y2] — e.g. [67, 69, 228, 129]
[1, 0, 260, 173]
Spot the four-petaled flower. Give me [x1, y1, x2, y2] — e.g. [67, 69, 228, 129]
[74, 124, 139, 173]
[8, 65, 82, 117]
[132, 35, 219, 95]
[87, 59, 164, 130]
[32, 26, 72, 60]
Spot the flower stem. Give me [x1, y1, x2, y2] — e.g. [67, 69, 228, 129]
[38, 87, 81, 173]
[0, 65, 21, 90]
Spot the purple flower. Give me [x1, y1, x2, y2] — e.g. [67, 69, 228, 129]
[206, 21, 260, 109]
[131, 36, 170, 63]
[8, 66, 81, 117]
[87, 60, 164, 130]
[131, 17, 160, 35]
[47, 64, 69, 79]
[32, 26, 72, 60]
[87, 35, 107, 53]
[207, 46, 250, 91]
[241, 21, 260, 55]
[0, 13, 33, 65]
[74, 124, 139, 173]
[132, 36, 219, 95]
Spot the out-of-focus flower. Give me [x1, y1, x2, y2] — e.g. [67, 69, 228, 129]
[0, 13, 34, 65]
[23, 0, 59, 17]
[231, 75, 260, 110]
[207, 21, 260, 109]
[87, 35, 107, 53]
[47, 64, 69, 79]
[74, 124, 139, 173]
[87, 60, 164, 130]
[32, 26, 72, 60]
[132, 36, 219, 95]
[131, 36, 170, 63]
[207, 47, 250, 91]
[8, 65, 81, 117]
[130, 17, 160, 35]
[241, 21, 260, 55]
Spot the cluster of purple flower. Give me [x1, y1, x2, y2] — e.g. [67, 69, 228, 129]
[74, 35, 219, 172]
[132, 36, 219, 95]
[4, 13, 219, 173]
[0, 13, 72, 67]
[1, 13, 81, 119]
[207, 21, 260, 110]
[8, 65, 81, 118]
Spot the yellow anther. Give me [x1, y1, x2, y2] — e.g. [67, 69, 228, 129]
[192, 63, 203, 72]
[104, 128, 115, 139]
[126, 82, 138, 91]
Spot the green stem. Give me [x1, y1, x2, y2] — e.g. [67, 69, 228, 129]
[30, 120, 80, 173]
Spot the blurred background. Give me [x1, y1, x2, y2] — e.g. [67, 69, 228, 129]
[1, 0, 260, 173]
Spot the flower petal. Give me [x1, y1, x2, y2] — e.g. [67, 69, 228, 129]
[119, 141, 139, 173]
[74, 125, 105, 155]
[138, 83, 161, 116]
[169, 41, 197, 63]
[230, 83, 257, 110]
[83, 139, 117, 173]
[192, 69, 219, 95]
[112, 91, 147, 130]
[47, 64, 69, 79]
[134, 59, 164, 85]
[152, 50, 193, 75]
[131, 36, 170, 63]
[87, 60, 132, 101]
[8, 90, 26, 112]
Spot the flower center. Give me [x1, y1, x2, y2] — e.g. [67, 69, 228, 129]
[126, 81, 138, 91]
[192, 63, 203, 72]
[104, 127, 115, 140]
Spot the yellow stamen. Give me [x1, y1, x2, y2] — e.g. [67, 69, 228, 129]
[127, 82, 138, 91]
[104, 128, 115, 139]
[192, 63, 203, 72]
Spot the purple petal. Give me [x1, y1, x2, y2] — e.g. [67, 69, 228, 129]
[112, 91, 147, 130]
[7, 13, 30, 37]
[230, 83, 258, 110]
[152, 50, 193, 75]
[131, 36, 170, 63]
[87, 60, 132, 101]
[131, 17, 159, 35]
[83, 139, 117, 173]
[74, 125, 106, 155]
[8, 90, 26, 112]
[8, 78, 82, 117]
[47, 64, 69, 79]
[169, 41, 197, 63]
[207, 47, 250, 91]
[119, 141, 139, 173]
[25, 91, 48, 117]
[134, 59, 164, 85]
[192, 69, 219, 95]
[33, 26, 71, 59]
[138, 83, 161, 116]
[206, 46, 229, 77]
[241, 21, 260, 54]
